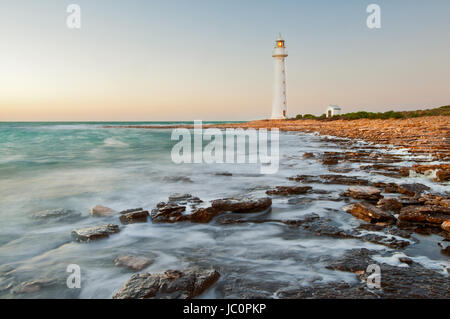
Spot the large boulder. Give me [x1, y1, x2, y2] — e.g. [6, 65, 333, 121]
[343, 186, 383, 200]
[72, 224, 120, 242]
[266, 186, 312, 196]
[112, 267, 220, 299]
[343, 202, 396, 224]
[90, 205, 115, 217]
[211, 197, 272, 214]
[119, 209, 149, 224]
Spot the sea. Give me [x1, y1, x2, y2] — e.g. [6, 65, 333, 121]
[0, 122, 448, 298]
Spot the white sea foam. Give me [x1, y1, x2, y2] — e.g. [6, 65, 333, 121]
[372, 252, 449, 275]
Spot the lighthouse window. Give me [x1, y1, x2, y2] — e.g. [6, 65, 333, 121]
[278, 41, 283, 47]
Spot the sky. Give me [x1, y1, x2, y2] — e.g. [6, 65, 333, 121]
[0, 0, 449, 121]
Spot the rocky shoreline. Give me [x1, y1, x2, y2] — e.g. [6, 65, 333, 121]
[2, 120, 449, 299]
[107, 116, 450, 161]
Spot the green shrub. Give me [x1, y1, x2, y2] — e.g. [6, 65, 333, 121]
[291, 105, 449, 121]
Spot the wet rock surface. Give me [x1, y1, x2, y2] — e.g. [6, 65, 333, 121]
[343, 203, 396, 224]
[397, 183, 431, 197]
[342, 186, 383, 201]
[119, 209, 149, 224]
[398, 205, 450, 225]
[112, 267, 220, 299]
[150, 195, 272, 224]
[377, 198, 403, 212]
[266, 186, 312, 196]
[168, 193, 193, 202]
[31, 209, 82, 222]
[151, 203, 187, 223]
[90, 205, 115, 217]
[211, 197, 272, 213]
[442, 221, 450, 233]
[400, 164, 450, 182]
[279, 248, 449, 298]
[72, 224, 120, 242]
[302, 218, 409, 248]
[114, 255, 154, 272]
[189, 207, 220, 223]
[289, 174, 370, 186]
[216, 213, 320, 227]
[12, 278, 57, 294]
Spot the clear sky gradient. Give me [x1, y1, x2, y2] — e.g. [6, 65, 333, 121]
[1, 0, 449, 121]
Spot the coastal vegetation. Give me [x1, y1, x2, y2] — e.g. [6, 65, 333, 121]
[293, 105, 450, 120]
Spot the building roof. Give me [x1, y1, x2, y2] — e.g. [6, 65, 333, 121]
[328, 105, 342, 110]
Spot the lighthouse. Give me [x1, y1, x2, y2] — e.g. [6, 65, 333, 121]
[271, 34, 288, 119]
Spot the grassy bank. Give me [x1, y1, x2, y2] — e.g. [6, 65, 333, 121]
[294, 105, 450, 121]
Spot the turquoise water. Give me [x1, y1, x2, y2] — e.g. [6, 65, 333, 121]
[0, 122, 448, 298]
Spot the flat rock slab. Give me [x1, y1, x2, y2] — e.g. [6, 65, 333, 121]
[326, 248, 376, 273]
[90, 205, 116, 217]
[189, 207, 220, 223]
[119, 210, 149, 224]
[211, 197, 272, 213]
[288, 174, 370, 186]
[321, 174, 370, 186]
[266, 186, 312, 196]
[168, 193, 192, 202]
[112, 267, 220, 299]
[343, 186, 383, 200]
[119, 208, 143, 214]
[419, 193, 450, 208]
[151, 203, 187, 223]
[32, 209, 82, 222]
[377, 198, 403, 212]
[72, 224, 120, 242]
[397, 183, 431, 197]
[343, 202, 396, 224]
[151, 196, 272, 224]
[398, 205, 450, 225]
[114, 256, 153, 272]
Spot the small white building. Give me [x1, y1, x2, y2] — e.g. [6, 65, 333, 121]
[326, 105, 342, 118]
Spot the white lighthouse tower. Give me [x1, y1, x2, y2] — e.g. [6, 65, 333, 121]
[271, 34, 288, 119]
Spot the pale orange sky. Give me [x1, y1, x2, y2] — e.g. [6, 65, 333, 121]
[1, 1, 449, 121]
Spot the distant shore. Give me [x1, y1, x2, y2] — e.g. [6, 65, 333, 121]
[106, 116, 449, 161]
